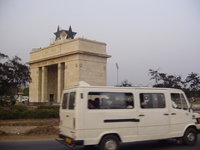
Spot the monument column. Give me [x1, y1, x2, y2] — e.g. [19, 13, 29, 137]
[38, 67, 42, 102]
[57, 63, 64, 103]
[41, 66, 48, 102]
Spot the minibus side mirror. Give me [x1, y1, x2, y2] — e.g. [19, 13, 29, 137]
[188, 102, 193, 112]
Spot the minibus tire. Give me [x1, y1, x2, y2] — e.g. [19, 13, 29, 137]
[183, 128, 197, 146]
[99, 135, 119, 150]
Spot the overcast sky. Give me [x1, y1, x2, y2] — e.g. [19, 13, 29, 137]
[0, 0, 200, 86]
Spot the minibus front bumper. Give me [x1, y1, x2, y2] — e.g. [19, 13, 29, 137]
[56, 134, 84, 147]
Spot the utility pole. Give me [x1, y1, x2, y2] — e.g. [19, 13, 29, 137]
[116, 63, 119, 86]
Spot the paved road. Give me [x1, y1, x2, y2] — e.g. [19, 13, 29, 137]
[1, 135, 200, 150]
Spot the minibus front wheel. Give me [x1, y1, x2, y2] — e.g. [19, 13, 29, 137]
[99, 135, 120, 150]
[183, 128, 197, 146]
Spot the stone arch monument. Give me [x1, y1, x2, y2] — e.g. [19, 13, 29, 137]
[27, 26, 111, 103]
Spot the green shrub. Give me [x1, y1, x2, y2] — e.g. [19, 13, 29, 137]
[37, 105, 59, 110]
[34, 109, 55, 118]
[35, 109, 49, 118]
[0, 110, 6, 119]
[10, 105, 27, 112]
[21, 110, 35, 119]
[0, 110, 21, 119]
[21, 109, 59, 119]
[0, 100, 5, 106]
[46, 109, 59, 118]
[0, 107, 59, 119]
[0, 106, 3, 110]
[8, 109, 21, 119]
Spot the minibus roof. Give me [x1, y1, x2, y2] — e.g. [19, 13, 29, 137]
[63, 81, 182, 92]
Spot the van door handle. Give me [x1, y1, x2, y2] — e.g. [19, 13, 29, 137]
[164, 113, 169, 115]
[66, 115, 69, 117]
[139, 114, 145, 117]
[171, 113, 176, 115]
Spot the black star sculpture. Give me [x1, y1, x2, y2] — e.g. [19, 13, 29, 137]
[54, 26, 61, 41]
[65, 26, 77, 39]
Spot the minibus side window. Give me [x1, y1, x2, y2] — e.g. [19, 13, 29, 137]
[140, 93, 165, 109]
[62, 93, 68, 109]
[69, 92, 76, 110]
[171, 93, 188, 110]
[88, 92, 134, 109]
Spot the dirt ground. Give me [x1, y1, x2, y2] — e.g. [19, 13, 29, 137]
[0, 119, 59, 141]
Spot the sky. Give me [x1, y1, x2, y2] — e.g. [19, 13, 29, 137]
[0, 0, 200, 86]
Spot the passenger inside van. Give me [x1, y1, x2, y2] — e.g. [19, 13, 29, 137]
[88, 92, 134, 109]
[171, 100, 178, 108]
[88, 100, 96, 109]
[88, 98, 100, 109]
[94, 98, 100, 109]
[126, 100, 134, 108]
[140, 94, 147, 108]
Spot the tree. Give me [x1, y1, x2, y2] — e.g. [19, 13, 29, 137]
[186, 72, 200, 98]
[159, 74, 183, 89]
[148, 68, 160, 85]
[23, 87, 29, 96]
[148, 69, 200, 98]
[0, 53, 31, 97]
[148, 69, 183, 89]
[0, 53, 8, 59]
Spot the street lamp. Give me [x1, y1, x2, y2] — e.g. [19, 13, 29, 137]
[116, 63, 119, 86]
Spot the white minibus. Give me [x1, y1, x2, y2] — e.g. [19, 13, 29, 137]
[56, 81, 200, 150]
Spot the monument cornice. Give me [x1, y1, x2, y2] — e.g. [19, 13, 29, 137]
[31, 38, 107, 54]
[27, 37, 110, 65]
[27, 50, 111, 65]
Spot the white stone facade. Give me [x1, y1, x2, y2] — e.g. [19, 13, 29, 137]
[27, 38, 111, 103]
